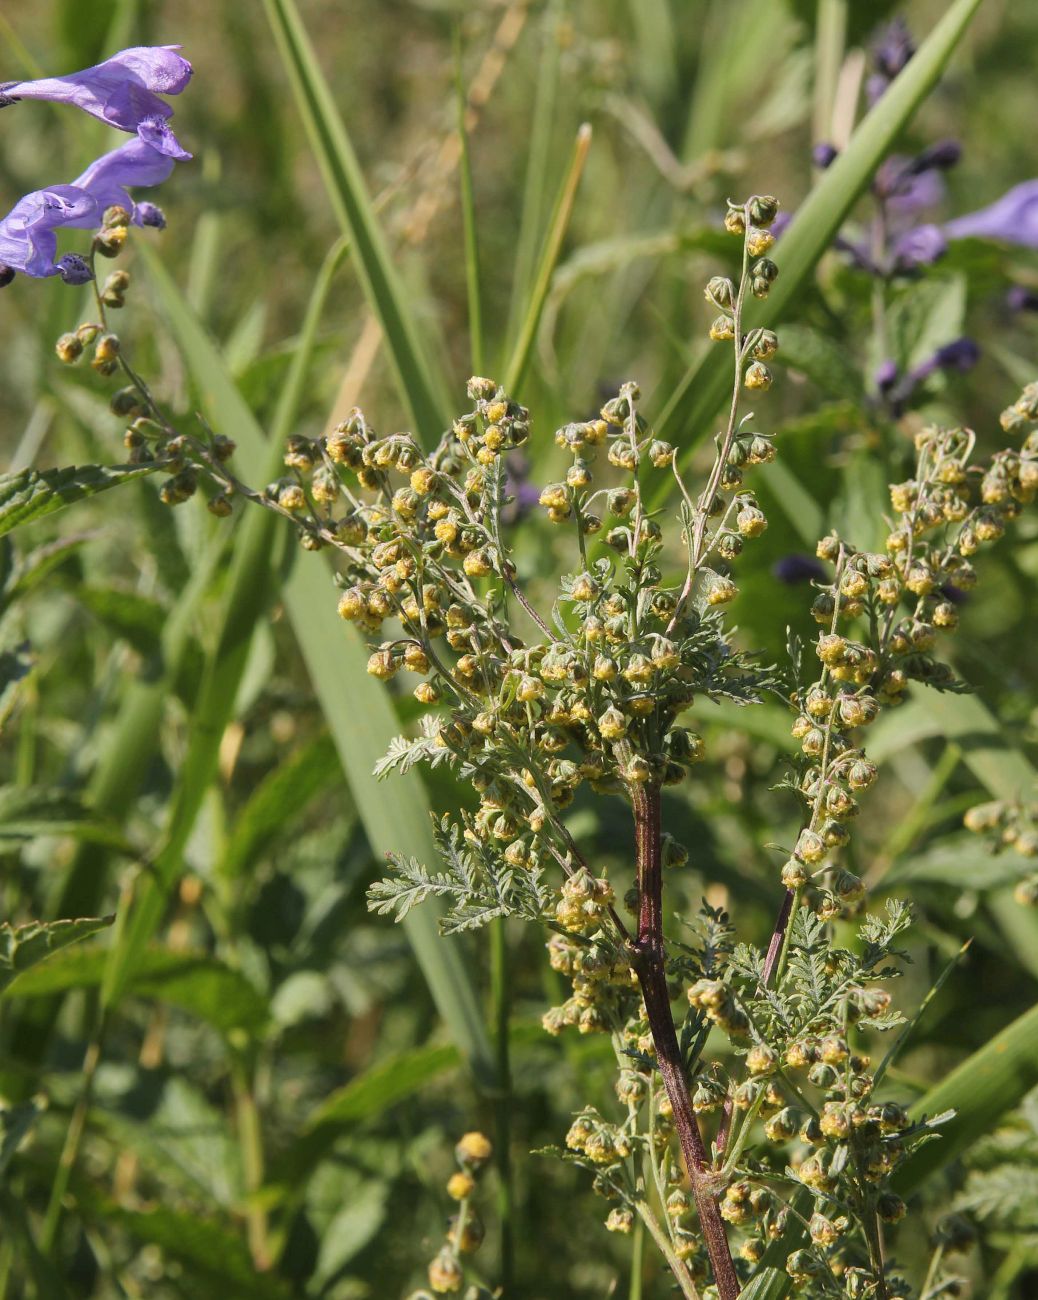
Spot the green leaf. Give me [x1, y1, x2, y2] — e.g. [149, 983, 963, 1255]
[268, 1043, 461, 1189]
[0, 463, 155, 539]
[887, 273, 967, 372]
[896, 1003, 1038, 1194]
[657, 0, 985, 457]
[217, 731, 342, 879]
[9, 945, 269, 1037]
[0, 916, 113, 995]
[261, 0, 447, 441]
[0, 785, 129, 849]
[305, 1043, 461, 1131]
[772, 322, 863, 401]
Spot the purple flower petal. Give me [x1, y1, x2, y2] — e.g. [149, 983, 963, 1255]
[67, 138, 176, 227]
[0, 45, 191, 159]
[945, 180, 1038, 249]
[0, 185, 98, 277]
[893, 223, 947, 271]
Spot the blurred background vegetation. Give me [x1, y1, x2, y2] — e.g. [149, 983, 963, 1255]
[1, 0, 1038, 1296]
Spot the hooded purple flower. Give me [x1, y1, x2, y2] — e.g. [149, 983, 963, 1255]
[0, 184, 99, 279]
[944, 180, 1038, 250]
[66, 138, 175, 227]
[0, 45, 192, 160]
[0, 138, 175, 281]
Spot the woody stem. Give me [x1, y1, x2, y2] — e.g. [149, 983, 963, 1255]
[628, 783, 741, 1300]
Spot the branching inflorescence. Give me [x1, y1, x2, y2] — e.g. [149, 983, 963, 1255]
[33, 160, 1038, 1297]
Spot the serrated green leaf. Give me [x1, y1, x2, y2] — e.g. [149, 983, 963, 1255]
[0, 915, 113, 995]
[0, 463, 155, 539]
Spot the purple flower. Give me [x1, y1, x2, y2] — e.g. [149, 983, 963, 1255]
[867, 18, 916, 105]
[0, 138, 177, 282]
[0, 46, 191, 160]
[944, 180, 1038, 249]
[67, 138, 175, 227]
[812, 142, 839, 170]
[874, 359, 899, 393]
[892, 223, 948, 271]
[0, 184, 99, 279]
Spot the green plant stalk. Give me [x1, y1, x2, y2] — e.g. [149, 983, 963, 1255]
[628, 1212, 645, 1300]
[634, 1199, 700, 1300]
[454, 31, 484, 378]
[262, 0, 447, 442]
[503, 122, 592, 395]
[230, 1056, 271, 1271]
[488, 918, 514, 1291]
[504, 0, 562, 357]
[40, 1025, 103, 1254]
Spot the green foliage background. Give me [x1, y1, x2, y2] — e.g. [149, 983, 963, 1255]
[1, 0, 1038, 1296]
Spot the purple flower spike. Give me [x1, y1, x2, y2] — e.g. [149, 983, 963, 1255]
[945, 180, 1038, 250]
[0, 185, 99, 278]
[0, 45, 192, 159]
[67, 138, 176, 227]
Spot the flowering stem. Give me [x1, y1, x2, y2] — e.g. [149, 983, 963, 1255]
[488, 917, 515, 1292]
[628, 783, 741, 1300]
[633, 1200, 701, 1300]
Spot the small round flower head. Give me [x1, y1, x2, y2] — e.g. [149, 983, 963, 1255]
[455, 1131, 492, 1169]
[428, 1247, 463, 1293]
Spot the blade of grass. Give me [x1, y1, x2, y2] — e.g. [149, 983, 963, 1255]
[895, 1002, 1038, 1194]
[503, 122, 592, 395]
[656, 0, 985, 460]
[504, 0, 563, 358]
[261, 0, 447, 442]
[454, 30, 484, 377]
[132, 249, 496, 1085]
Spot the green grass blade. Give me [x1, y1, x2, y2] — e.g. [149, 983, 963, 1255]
[896, 1002, 1038, 1194]
[261, 0, 447, 442]
[454, 33, 484, 376]
[657, 0, 985, 455]
[130, 252, 495, 1085]
[503, 123, 592, 395]
[504, 1, 563, 358]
